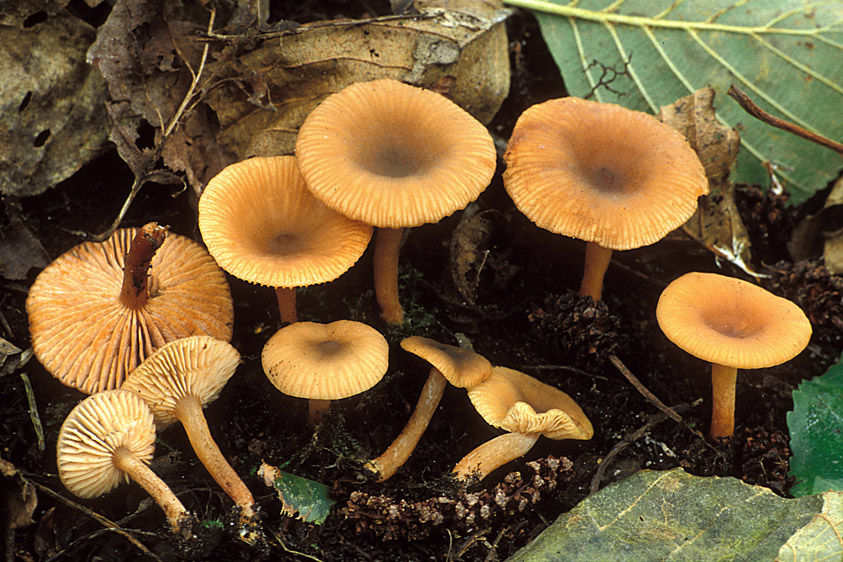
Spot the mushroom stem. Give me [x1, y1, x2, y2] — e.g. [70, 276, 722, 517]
[173, 395, 257, 524]
[308, 399, 331, 426]
[275, 286, 299, 324]
[579, 242, 613, 302]
[366, 368, 448, 481]
[709, 363, 738, 438]
[373, 227, 405, 325]
[112, 446, 191, 535]
[120, 223, 168, 309]
[453, 432, 540, 482]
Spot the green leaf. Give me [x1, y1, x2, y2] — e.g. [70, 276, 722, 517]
[778, 492, 843, 561]
[258, 462, 335, 525]
[788, 361, 843, 496]
[504, 0, 843, 203]
[505, 468, 827, 562]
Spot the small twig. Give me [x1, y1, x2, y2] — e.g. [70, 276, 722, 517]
[0, 308, 14, 339]
[727, 84, 843, 155]
[521, 364, 610, 381]
[19, 373, 45, 452]
[590, 403, 695, 494]
[96, 9, 216, 240]
[590, 412, 666, 493]
[27, 480, 163, 562]
[609, 354, 683, 423]
[267, 528, 326, 561]
[164, 9, 215, 138]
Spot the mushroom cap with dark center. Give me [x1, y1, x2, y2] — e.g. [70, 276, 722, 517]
[26, 229, 234, 394]
[400, 336, 491, 388]
[295, 79, 497, 228]
[199, 155, 373, 288]
[656, 272, 812, 369]
[467, 367, 593, 440]
[122, 335, 241, 429]
[57, 389, 156, 498]
[262, 320, 388, 400]
[503, 97, 709, 250]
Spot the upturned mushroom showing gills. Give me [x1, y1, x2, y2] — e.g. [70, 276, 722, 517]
[296, 79, 497, 324]
[198, 156, 373, 324]
[454, 367, 593, 482]
[656, 272, 812, 438]
[57, 389, 193, 537]
[121, 336, 258, 536]
[503, 97, 708, 302]
[261, 320, 389, 426]
[366, 336, 491, 482]
[26, 223, 234, 394]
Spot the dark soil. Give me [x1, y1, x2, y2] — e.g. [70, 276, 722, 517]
[3, 4, 842, 562]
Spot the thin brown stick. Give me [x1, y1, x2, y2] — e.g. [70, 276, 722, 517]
[590, 403, 695, 494]
[27, 480, 163, 562]
[727, 84, 843, 155]
[96, 9, 217, 241]
[609, 354, 683, 423]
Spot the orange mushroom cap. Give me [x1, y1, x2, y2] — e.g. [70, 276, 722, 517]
[503, 97, 708, 250]
[468, 366, 594, 441]
[58, 389, 156, 498]
[295, 79, 497, 229]
[121, 335, 241, 428]
[26, 228, 233, 394]
[198, 155, 373, 289]
[400, 336, 491, 388]
[261, 320, 389, 400]
[656, 272, 812, 369]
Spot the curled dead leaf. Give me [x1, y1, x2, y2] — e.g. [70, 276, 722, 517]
[1, 456, 37, 530]
[0, 11, 108, 197]
[204, 0, 510, 159]
[658, 88, 753, 273]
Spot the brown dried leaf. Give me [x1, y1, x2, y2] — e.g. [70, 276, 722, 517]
[88, 0, 234, 199]
[822, 177, 843, 274]
[0, 0, 68, 27]
[449, 209, 517, 308]
[0, 12, 109, 197]
[203, 0, 510, 159]
[658, 88, 752, 272]
[0, 456, 37, 530]
[0, 200, 50, 281]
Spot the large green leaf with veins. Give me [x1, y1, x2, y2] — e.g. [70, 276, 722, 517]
[788, 360, 843, 497]
[504, 0, 843, 203]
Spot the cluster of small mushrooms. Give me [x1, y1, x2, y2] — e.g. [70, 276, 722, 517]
[26, 79, 812, 541]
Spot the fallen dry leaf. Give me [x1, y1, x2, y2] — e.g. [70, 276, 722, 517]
[658, 88, 753, 273]
[87, 0, 235, 207]
[0, 200, 50, 281]
[0, 0, 68, 27]
[1, 456, 37, 530]
[822, 176, 843, 273]
[203, 0, 510, 159]
[0, 11, 109, 197]
[449, 209, 517, 309]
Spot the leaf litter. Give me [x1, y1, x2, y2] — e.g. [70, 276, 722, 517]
[2, 1, 843, 561]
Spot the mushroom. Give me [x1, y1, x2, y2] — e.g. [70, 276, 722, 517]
[656, 271, 812, 438]
[26, 223, 233, 393]
[57, 389, 193, 536]
[503, 97, 709, 301]
[199, 155, 373, 324]
[261, 320, 389, 425]
[296, 79, 497, 324]
[121, 335, 259, 535]
[454, 366, 593, 482]
[365, 336, 492, 482]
